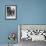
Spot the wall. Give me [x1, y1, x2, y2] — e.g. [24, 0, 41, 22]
[0, 0, 46, 44]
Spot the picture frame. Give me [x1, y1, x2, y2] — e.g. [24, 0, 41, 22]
[5, 5, 16, 20]
[18, 24, 46, 42]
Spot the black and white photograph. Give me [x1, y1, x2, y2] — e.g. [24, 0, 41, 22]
[5, 5, 16, 20]
[18, 25, 46, 46]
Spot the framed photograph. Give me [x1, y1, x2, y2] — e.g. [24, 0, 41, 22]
[18, 24, 46, 42]
[5, 5, 16, 20]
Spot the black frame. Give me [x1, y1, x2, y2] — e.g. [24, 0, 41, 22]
[5, 5, 17, 20]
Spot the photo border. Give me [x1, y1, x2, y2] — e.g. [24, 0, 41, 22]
[5, 5, 17, 20]
[18, 24, 46, 43]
